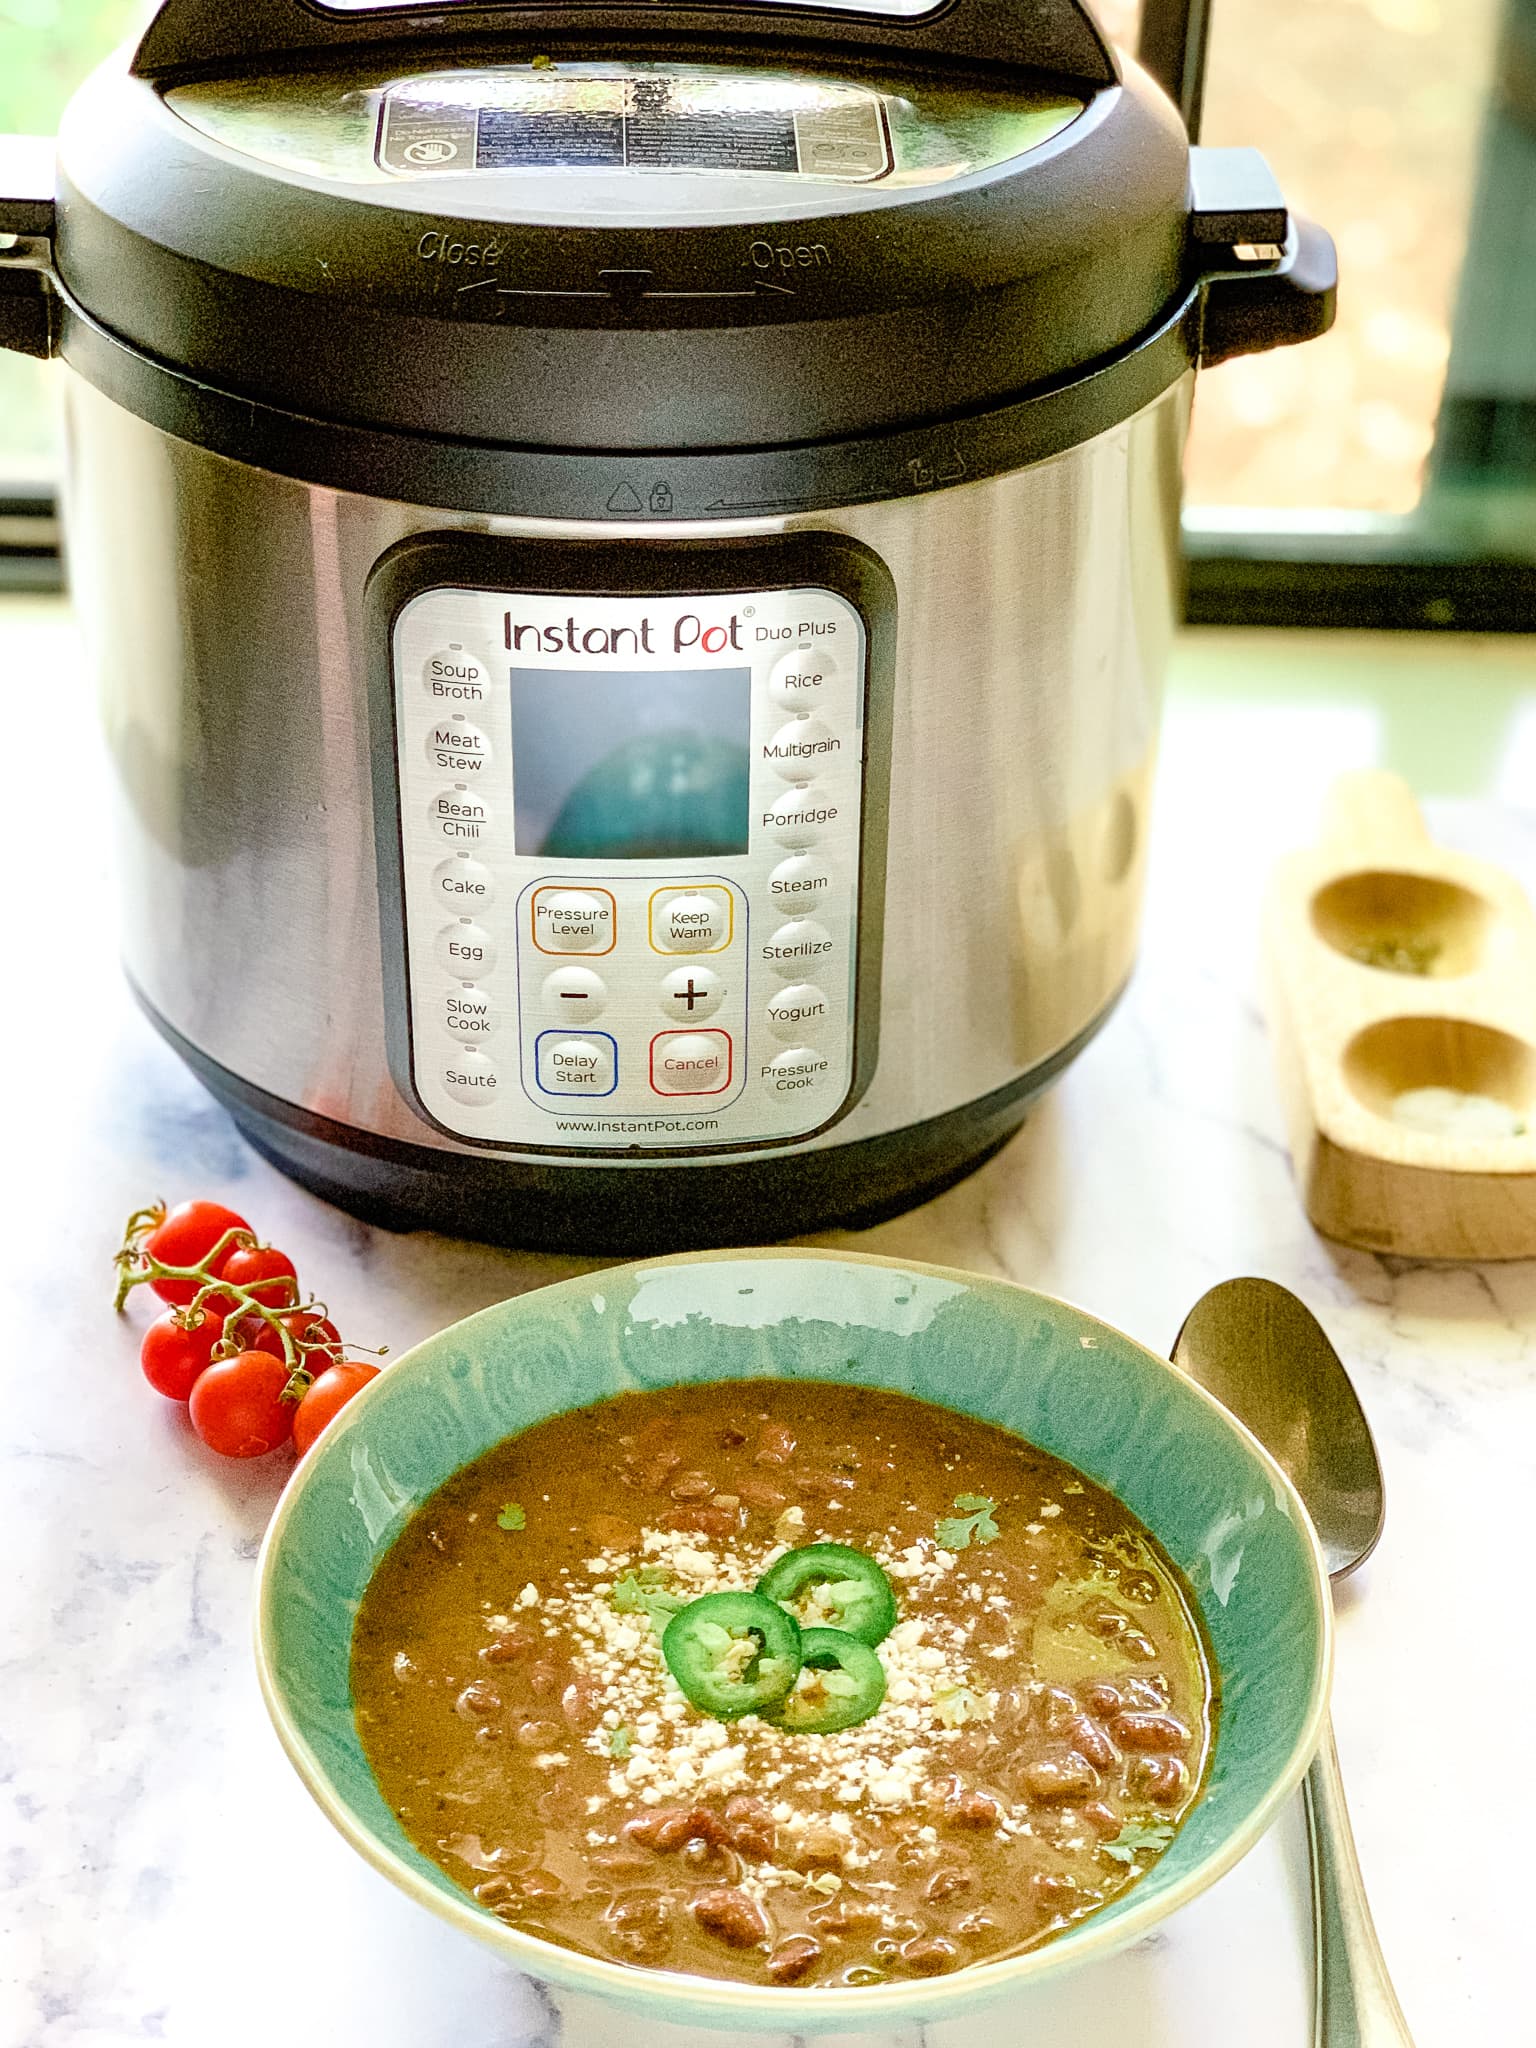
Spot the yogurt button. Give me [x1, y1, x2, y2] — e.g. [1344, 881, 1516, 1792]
[430, 788, 491, 845]
[766, 853, 832, 913]
[768, 649, 840, 712]
[763, 716, 841, 782]
[423, 648, 488, 703]
[435, 921, 496, 978]
[766, 788, 839, 849]
[766, 982, 831, 1043]
[424, 718, 493, 776]
[429, 855, 495, 911]
[761, 918, 834, 981]
[541, 966, 609, 1021]
[537, 1033, 616, 1095]
[441, 1049, 499, 1106]
[444, 985, 496, 1040]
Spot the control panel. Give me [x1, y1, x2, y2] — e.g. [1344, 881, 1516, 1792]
[373, 537, 890, 1155]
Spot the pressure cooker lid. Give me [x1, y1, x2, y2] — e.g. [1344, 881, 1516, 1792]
[46, 0, 1300, 458]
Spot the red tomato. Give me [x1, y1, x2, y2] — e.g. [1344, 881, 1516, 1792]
[219, 1244, 299, 1306]
[143, 1201, 251, 1306]
[293, 1363, 380, 1457]
[188, 1352, 297, 1458]
[140, 1307, 226, 1402]
[228, 1306, 342, 1363]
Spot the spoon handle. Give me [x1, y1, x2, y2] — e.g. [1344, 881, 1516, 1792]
[1304, 1716, 1416, 2047]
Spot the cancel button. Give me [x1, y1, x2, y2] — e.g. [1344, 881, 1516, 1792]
[650, 1030, 732, 1097]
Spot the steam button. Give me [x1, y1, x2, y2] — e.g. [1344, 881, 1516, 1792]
[766, 853, 832, 913]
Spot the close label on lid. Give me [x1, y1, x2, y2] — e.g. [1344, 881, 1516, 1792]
[378, 73, 892, 181]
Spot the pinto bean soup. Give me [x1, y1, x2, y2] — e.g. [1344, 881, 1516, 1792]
[352, 1383, 1215, 1989]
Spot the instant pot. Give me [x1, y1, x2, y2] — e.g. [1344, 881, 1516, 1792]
[0, 0, 1334, 1251]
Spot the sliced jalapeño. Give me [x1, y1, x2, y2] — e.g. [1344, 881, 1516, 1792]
[756, 1542, 898, 1648]
[661, 1591, 803, 1721]
[769, 1626, 887, 1734]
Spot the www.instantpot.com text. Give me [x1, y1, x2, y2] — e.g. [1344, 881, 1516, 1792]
[554, 1119, 720, 1136]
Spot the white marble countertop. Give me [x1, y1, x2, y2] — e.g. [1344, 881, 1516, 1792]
[5, 601, 1534, 2048]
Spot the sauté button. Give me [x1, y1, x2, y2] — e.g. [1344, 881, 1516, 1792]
[444, 985, 496, 1040]
[766, 853, 832, 913]
[763, 716, 841, 782]
[532, 887, 616, 954]
[536, 1032, 617, 1095]
[436, 921, 496, 978]
[762, 1045, 833, 1094]
[442, 1049, 499, 1105]
[766, 982, 831, 1042]
[651, 1030, 733, 1096]
[761, 918, 834, 980]
[766, 788, 839, 849]
[651, 887, 733, 953]
[429, 855, 495, 912]
[430, 788, 491, 845]
[660, 965, 724, 1023]
[541, 965, 609, 1021]
[768, 649, 840, 712]
[424, 718, 493, 776]
[423, 648, 488, 703]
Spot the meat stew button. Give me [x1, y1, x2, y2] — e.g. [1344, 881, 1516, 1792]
[424, 718, 492, 776]
[442, 1049, 498, 1105]
[766, 982, 831, 1042]
[651, 1030, 732, 1096]
[536, 1033, 617, 1095]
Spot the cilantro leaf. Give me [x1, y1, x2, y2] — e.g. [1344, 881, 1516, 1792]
[1101, 1821, 1176, 1866]
[606, 1725, 633, 1760]
[611, 1569, 685, 1634]
[935, 1494, 1000, 1551]
[496, 1502, 526, 1532]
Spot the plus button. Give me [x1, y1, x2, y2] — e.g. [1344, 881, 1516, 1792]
[673, 978, 707, 1013]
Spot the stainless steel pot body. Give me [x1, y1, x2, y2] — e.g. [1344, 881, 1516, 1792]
[66, 375, 1187, 1218]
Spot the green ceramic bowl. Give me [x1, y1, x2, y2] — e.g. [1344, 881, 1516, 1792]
[255, 1250, 1331, 2031]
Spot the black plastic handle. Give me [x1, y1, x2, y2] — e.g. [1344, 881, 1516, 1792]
[132, 0, 1118, 86]
[1137, 0, 1211, 139]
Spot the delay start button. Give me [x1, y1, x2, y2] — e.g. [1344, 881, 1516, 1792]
[533, 886, 616, 954]
[651, 1030, 733, 1096]
[650, 886, 733, 953]
[535, 1032, 618, 1096]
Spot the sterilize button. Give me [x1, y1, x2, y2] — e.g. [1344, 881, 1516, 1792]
[442, 1049, 499, 1106]
[766, 982, 831, 1043]
[651, 1030, 733, 1096]
[761, 918, 834, 981]
[423, 648, 488, 704]
[430, 788, 491, 845]
[435, 921, 496, 978]
[424, 718, 493, 776]
[651, 887, 733, 953]
[536, 1033, 617, 1095]
[766, 853, 832, 913]
[768, 649, 840, 712]
[767, 787, 839, 849]
[763, 1046, 833, 1095]
[763, 716, 841, 782]
[430, 855, 495, 912]
[660, 965, 724, 1023]
[444, 986, 496, 1040]
[542, 966, 609, 1021]
[533, 887, 616, 954]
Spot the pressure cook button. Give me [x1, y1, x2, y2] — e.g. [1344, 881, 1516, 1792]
[761, 918, 835, 980]
[536, 1032, 617, 1096]
[766, 788, 839, 849]
[541, 965, 609, 1021]
[430, 789, 491, 845]
[660, 964, 724, 1023]
[651, 887, 733, 953]
[424, 718, 493, 777]
[763, 716, 842, 781]
[768, 649, 840, 711]
[441, 1049, 499, 1106]
[766, 982, 831, 1042]
[423, 648, 488, 704]
[650, 1030, 733, 1096]
[436, 920, 497, 978]
[762, 1046, 833, 1095]
[766, 853, 832, 913]
[444, 985, 496, 1040]
[429, 855, 495, 912]
[532, 887, 616, 954]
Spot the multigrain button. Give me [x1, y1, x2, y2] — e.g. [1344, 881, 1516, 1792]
[650, 886, 733, 953]
[541, 965, 609, 1021]
[443, 985, 496, 1040]
[762, 716, 841, 782]
[766, 853, 832, 913]
[766, 982, 831, 1042]
[442, 1048, 499, 1106]
[768, 648, 840, 712]
[762, 1045, 833, 1094]
[532, 887, 616, 954]
[424, 717, 493, 776]
[436, 920, 496, 978]
[650, 1030, 732, 1096]
[429, 855, 495, 912]
[423, 648, 488, 703]
[536, 1032, 617, 1096]
[430, 788, 491, 845]
[660, 965, 724, 1023]
[761, 918, 834, 980]
[766, 788, 839, 849]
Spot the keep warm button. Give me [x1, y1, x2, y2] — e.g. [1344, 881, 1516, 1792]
[766, 983, 831, 1043]
[650, 1030, 733, 1097]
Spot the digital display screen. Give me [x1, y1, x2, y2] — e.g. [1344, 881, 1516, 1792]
[510, 667, 752, 860]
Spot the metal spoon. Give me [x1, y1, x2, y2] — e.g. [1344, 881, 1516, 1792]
[1172, 1277, 1414, 2048]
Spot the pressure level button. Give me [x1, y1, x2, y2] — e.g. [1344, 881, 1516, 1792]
[423, 649, 488, 703]
[532, 887, 616, 954]
[768, 649, 840, 712]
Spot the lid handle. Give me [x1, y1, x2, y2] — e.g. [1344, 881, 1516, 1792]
[132, 0, 1118, 87]
[1137, 0, 1211, 139]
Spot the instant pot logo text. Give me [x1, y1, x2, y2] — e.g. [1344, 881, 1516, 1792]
[504, 613, 747, 656]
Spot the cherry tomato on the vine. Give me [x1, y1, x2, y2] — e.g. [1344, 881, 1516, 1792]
[140, 1307, 226, 1402]
[188, 1352, 298, 1458]
[219, 1244, 298, 1306]
[143, 1201, 251, 1306]
[293, 1362, 380, 1457]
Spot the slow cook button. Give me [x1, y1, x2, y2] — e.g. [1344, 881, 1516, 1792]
[430, 788, 491, 845]
[766, 789, 839, 849]
[423, 648, 488, 704]
[762, 715, 841, 782]
[650, 1030, 733, 1097]
[766, 982, 831, 1043]
[429, 854, 495, 912]
[533, 887, 616, 954]
[424, 718, 493, 776]
[762, 1046, 832, 1095]
[766, 853, 832, 913]
[768, 648, 840, 712]
[541, 965, 609, 1021]
[441, 1049, 499, 1106]
[435, 920, 496, 978]
[536, 1032, 617, 1096]
[761, 917, 834, 981]
[444, 985, 496, 1039]
[651, 886, 732, 954]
